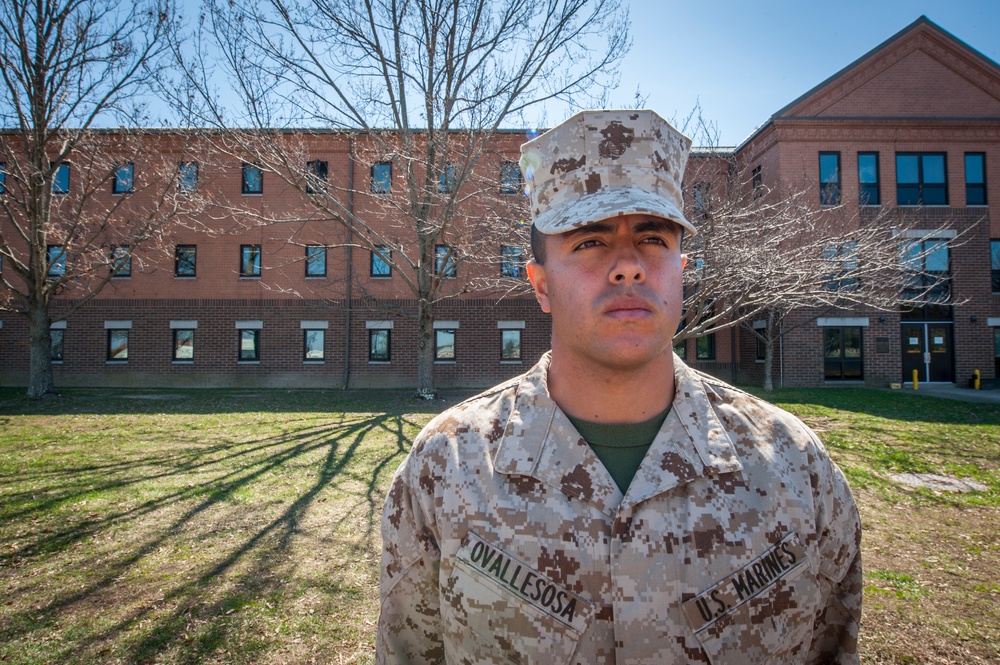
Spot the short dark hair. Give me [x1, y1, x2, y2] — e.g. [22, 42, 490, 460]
[530, 223, 546, 264]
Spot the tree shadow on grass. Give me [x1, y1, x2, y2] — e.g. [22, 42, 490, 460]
[0, 406, 423, 664]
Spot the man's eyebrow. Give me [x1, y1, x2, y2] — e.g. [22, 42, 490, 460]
[634, 218, 682, 234]
[560, 220, 617, 238]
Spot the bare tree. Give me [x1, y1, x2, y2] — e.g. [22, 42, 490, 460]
[0, 0, 186, 397]
[678, 147, 970, 391]
[176, 0, 629, 397]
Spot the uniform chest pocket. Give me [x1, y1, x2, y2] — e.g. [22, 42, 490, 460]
[441, 533, 593, 665]
[681, 533, 822, 665]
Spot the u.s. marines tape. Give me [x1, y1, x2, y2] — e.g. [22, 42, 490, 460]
[681, 532, 809, 635]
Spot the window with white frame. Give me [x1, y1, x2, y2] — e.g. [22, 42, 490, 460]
[371, 246, 392, 277]
[372, 162, 392, 193]
[47, 245, 66, 277]
[178, 162, 198, 193]
[175, 245, 196, 277]
[52, 162, 69, 194]
[111, 245, 131, 278]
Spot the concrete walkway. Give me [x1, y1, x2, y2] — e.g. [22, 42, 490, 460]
[893, 383, 1000, 404]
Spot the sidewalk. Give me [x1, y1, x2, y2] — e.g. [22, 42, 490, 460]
[893, 383, 1000, 404]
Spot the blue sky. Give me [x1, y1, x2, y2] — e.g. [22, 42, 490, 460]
[602, 0, 1000, 146]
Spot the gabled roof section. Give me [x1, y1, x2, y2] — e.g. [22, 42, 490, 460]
[739, 16, 1000, 147]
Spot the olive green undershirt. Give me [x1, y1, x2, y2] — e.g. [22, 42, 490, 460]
[566, 405, 672, 494]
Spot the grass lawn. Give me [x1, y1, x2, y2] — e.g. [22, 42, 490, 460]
[0, 386, 998, 664]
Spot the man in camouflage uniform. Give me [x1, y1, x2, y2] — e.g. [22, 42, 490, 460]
[377, 110, 862, 664]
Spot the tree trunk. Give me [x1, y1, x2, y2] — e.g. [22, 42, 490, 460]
[416, 297, 436, 398]
[26, 303, 56, 398]
[762, 310, 776, 392]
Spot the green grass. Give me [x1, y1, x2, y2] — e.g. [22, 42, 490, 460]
[0, 385, 998, 664]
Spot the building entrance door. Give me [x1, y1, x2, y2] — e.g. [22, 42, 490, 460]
[901, 323, 954, 383]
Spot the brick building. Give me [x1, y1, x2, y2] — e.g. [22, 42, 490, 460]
[2, 16, 999, 390]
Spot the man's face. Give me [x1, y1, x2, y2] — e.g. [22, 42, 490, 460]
[526, 214, 686, 372]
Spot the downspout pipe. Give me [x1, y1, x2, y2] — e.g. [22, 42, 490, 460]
[343, 133, 356, 389]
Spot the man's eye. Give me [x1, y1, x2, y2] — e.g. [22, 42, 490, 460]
[640, 236, 668, 246]
[575, 239, 601, 250]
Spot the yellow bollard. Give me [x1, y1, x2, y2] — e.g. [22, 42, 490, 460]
[912, 369, 918, 390]
[974, 369, 981, 390]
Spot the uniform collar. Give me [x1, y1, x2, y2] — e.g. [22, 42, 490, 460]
[494, 353, 743, 516]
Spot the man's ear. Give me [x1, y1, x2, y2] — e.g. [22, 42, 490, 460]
[681, 254, 688, 271]
[526, 260, 551, 314]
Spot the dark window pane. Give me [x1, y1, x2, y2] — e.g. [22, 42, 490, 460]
[371, 246, 391, 277]
[179, 162, 198, 192]
[51, 329, 64, 361]
[52, 163, 70, 194]
[372, 162, 391, 193]
[306, 246, 326, 276]
[108, 330, 129, 360]
[174, 329, 194, 360]
[369, 329, 390, 361]
[435, 329, 455, 360]
[241, 245, 261, 276]
[896, 155, 919, 184]
[500, 161, 522, 194]
[113, 163, 134, 194]
[501, 329, 521, 360]
[922, 154, 945, 184]
[242, 163, 263, 194]
[304, 330, 324, 360]
[240, 330, 259, 360]
[176, 245, 196, 276]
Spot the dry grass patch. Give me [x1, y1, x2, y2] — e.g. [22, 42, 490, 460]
[1, 386, 998, 664]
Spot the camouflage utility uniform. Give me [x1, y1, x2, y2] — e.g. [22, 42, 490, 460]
[378, 353, 862, 664]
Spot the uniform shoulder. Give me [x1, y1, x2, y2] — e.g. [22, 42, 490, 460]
[692, 370, 819, 444]
[413, 370, 527, 447]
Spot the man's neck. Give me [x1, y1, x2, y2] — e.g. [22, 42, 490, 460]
[546, 349, 676, 424]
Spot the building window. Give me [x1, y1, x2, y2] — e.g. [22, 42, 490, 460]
[501, 245, 523, 278]
[435, 244, 457, 278]
[240, 244, 262, 277]
[369, 329, 390, 362]
[47, 245, 66, 277]
[0, 162, 7, 195]
[824, 327, 863, 380]
[500, 161, 522, 194]
[372, 162, 392, 193]
[435, 329, 455, 360]
[995, 329, 1000, 378]
[992, 240, 1000, 293]
[305, 246, 326, 277]
[107, 329, 129, 361]
[501, 329, 521, 360]
[819, 152, 841, 205]
[178, 162, 198, 193]
[303, 329, 325, 360]
[52, 162, 70, 194]
[306, 160, 328, 193]
[752, 165, 762, 198]
[175, 245, 196, 277]
[111, 245, 131, 278]
[51, 328, 64, 362]
[438, 163, 456, 193]
[371, 246, 392, 277]
[858, 152, 880, 206]
[173, 329, 195, 360]
[242, 162, 263, 194]
[822, 241, 858, 290]
[900, 238, 951, 319]
[966, 153, 986, 206]
[692, 182, 710, 219]
[113, 163, 134, 194]
[696, 333, 715, 360]
[755, 334, 766, 361]
[239, 329, 260, 361]
[896, 153, 947, 205]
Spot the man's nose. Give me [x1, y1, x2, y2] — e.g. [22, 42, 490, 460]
[610, 246, 645, 284]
